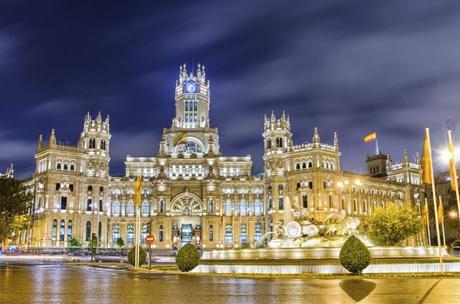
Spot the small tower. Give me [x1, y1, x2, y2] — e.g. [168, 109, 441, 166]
[263, 111, 292, 154]
[173, 64, 210, 129]
[366, 153, 390, 178]
[81, 112, 111, 155]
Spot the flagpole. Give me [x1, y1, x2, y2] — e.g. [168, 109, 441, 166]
[447, 130, 460, 224]
[425, 198, 431, 246]
[425, 128, 444, 273]
[375, 138, 379, 155]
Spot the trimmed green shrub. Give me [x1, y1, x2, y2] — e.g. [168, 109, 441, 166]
[128, 246, 147, 266]
[339, 235, 371, 275]
[240, 242, 251, 249]
[176, 243, 201, 272]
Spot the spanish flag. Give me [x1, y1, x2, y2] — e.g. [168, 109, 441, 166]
[421, 129, 433, 185]
[438, 201, 444, 224]
[134, 176, 142, 207]
[173, 132, 188, 146]
[363, 131, 377, 143]
[448, 136, 457, 191]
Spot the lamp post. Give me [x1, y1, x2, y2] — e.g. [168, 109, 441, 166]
[441, 210, 458, 247]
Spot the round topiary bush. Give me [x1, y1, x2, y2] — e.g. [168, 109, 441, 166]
[128, 246, 147, 267]
[176, 243, 201, 272]
[339, 235, 371, 275]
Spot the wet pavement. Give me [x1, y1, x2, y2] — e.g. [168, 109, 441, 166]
[1, 261, 460, 303]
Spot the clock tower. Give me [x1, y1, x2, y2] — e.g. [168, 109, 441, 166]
[173, 64, 210, 129]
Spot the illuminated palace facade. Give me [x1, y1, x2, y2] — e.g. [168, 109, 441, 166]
[26, 65, 424, 250]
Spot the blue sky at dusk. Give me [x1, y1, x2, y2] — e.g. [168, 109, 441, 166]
[0, 1, 459, 178]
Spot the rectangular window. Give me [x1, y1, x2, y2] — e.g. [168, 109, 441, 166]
[278, 197, 284, 210]
[60, 197, 67, 210]
[302, 195, 308, 208]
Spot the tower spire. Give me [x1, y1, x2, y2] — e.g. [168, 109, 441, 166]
[312, 127, 320, 144]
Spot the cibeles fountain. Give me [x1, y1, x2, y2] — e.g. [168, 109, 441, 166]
[266, 209, 370, 249]
[194, 206, 451, 275]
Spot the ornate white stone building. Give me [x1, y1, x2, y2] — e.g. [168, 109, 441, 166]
[26, 65, 425, 250]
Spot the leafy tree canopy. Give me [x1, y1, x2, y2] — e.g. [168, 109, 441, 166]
[368, 205, 421, 246]
[0, 178, 32, 245]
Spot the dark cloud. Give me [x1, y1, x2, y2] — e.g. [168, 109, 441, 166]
[1, 1, 460, 178]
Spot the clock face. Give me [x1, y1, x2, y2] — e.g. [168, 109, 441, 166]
[185, 82, 197, 93]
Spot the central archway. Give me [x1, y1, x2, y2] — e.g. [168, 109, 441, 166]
[170, 192, 203, 216]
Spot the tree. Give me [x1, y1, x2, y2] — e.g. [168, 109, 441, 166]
[68, 237, 82, 252]
[368, 205, 421, 246]
[88, 234, 98, 262]
[176, 243, 201, 272]
[128, 246, 147, 266]
[339, 235, 371, 275]
[0, 178, 33, 250]
[116, 237, 125, 254]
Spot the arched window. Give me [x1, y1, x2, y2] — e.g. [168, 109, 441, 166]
[254, 200, 264, 216]
[308, 161, 313, 168]
[98, 221, 102, 239]
[59, 220, 65, 241]
[89, 138, 96, 149]
[70, 164, 75, 171]
[224, 225, 233, 244]
[240, 224, 248, 244]
[159, 224, 164, 242]
[141, 201, 150, 215]
[112, 202, 120, 215]
[159, 200, 165, 213]
[99, 186, 104, 194]
[63, 163, 68, 170]
[296, 163, 300, 170]
[141, 224, 148, 245]
[254, 223, 263, 242]
[208, 199, 214, 213]
[87, 185, 93, 192]
[209, 224, 214, 241]
[224, 200, 233, 216]
[69, 184, 74, 192]
[56, 163, 62, 170]
[267, 139, 272, 149]
[85, 221, 91, 241]
[239, 201, 248, 216]
[52, 219, 57, 240]
[87, 199, 92, 211]
[101, 140, 106, 150]
[126, 202, 135, 215]
[112, 224, 120, 245]
[302, 162, 307, 169]
[328, 195, 333, 208]
[127, 224, 134, 246]
[56, 183, 61, 190]
[99, 200, 103, 212]
[67, 220, 72, 240]
[353, 200, 358, 212]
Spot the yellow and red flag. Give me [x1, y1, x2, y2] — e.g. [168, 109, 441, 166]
[173, 132, 188, 146]
[448, 137, 457, 191]
[363, 131, 377, 143]
[134, 176, 142, 207]
[421, 131, 433, 185]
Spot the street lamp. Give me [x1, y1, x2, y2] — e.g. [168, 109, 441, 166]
[441, 210, 458, 247]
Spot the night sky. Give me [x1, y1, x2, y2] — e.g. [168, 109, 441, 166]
[1, 1, 459, 178]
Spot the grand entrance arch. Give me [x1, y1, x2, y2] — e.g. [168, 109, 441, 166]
[170, 192, 203, 248]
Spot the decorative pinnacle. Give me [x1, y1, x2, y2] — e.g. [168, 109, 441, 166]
[313, 127, 320, 144]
